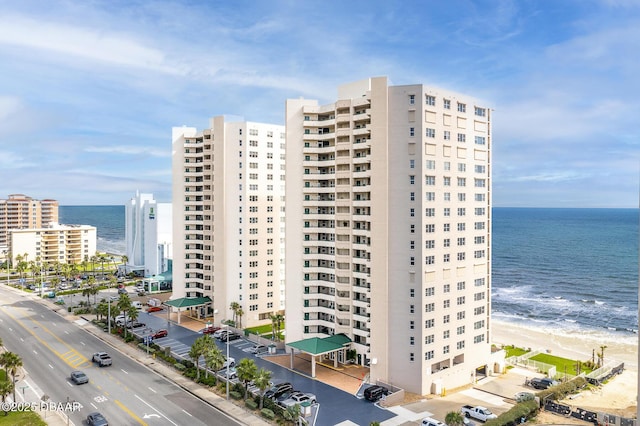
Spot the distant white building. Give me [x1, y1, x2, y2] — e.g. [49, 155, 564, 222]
[124, 192, 173, 277]
[10, 223, 96, 265]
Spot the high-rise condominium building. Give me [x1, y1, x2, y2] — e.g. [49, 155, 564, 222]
[10, 223, 96, 265]
[285, 77, 493, 395]
[125, 191, 173, 277]
[0, 194, 59, 257]
[171, 117, 286, 327]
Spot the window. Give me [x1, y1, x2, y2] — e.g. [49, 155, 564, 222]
[475, 193, 485, 202]
[458, 193, 466, 202]
[475, 278, 485, 287]
[443, 330, 450, 339]
[426, 160, 435, 169]
[425, 224, 435, 233]
[474, 291, 485, 301]
[425, 240, 435, 249]
[410, 159, 415, 168]
[426, 95, 436, 106]
[475, 165, 486, 173]
[410, 224, 415, 234]
[457, 133, 466, 143]
[410, 288, 415, 297]
[425, 255, 435, 265]
[410, 304, 415, 313]
[410, 256, 415, 266]
[475, 208, 485, 216]
[475, 306, 485, 315]
[426, 128, 435, 138]
[410, 127, 415, 137]
[426, 192, 436, 201]
[410, 352, 415, 361]
[474, 250, 485, 259]
[457, 237, 466, 246]
[409, 94, 415, 105]
[457, 103, 466, 113]
[443, 345, 450, 354]
[444, 161, 451, 171]
[424, 350, 434, 360]
[425, 334, 434, 344]
[444, 192, 451, 201]
[410, 336, 415, 346]
[444, 99, 451, 109]
[426, 208, 435, 217]
[443, 314, 450, 324]
[458, 163, 466, 172]
[457, 281, 465, 290]
[425, 287, 435, 296]
[475, 136, 486, 145]
[474, 107, 486, 117]
[474, 320, 485, 329]
[457, 208, 466, 217]
[444, 223, 450, 232]
[425, 303, 435, 313]
[443, 254, 450, 263]
[457, 252, 465, 261]
[457, 223, 466, 231]
[457, 326, 465, 335]
[425, 319, 435, 328]
[410, 208, 415, 217]
[409, 175, 415, 184]
[425, 176, 435, 185]
[444, 283, 451, 293]
[410, 320, 415, 329]
[457, 296, 466, 305]
[475, 221, 485, 230]
[410, 192, 415, 201]
[457, 178, 466, 187]
[474, 179, 486, 188]
[444, 207, 450, 217]
[474, 334, 485, 343]
[443, 177, 451, 186]
[443, 299, 450, 308]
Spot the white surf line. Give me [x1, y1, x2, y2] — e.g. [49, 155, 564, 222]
[135, 394, 178, 426]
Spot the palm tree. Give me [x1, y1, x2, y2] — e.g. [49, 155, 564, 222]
[0, 352, 22, 401]
[230, 301, 240, 326]
[96, 302, 109, 321]
[90, 285, 100, 305]
[0, 380, 14, 415]
[236, 358, 258, 400]
[189, 336, 209, 380]
[116, 293, 132, 335]
[121, 255, 128, 275]
[204, 346, 225, 384]
[82, 286, 93, 306]
[254, 367, 273, 409]
[445, 411, 465, 426]
[286, 403, 301, 424]
[274, 313, 284, 341]
[236, 307, 244, 329]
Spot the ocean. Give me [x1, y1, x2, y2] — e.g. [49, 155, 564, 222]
[59, 206, 639, 344]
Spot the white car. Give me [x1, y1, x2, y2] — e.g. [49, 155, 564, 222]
[279, 391, 317, 407]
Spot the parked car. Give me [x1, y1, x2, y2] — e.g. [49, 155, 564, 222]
[217, 367, 237, 380]
[86, 412, 108, 426]
[279, 391, 317, 407]
[461, 405, 498, 422]
[264, 382, 293, 400]
[422, 417, 446, 426]
[226, 332, 241, 341]
[364, 385, 388, 402]
[117, 287, 127, 294]
[92, 352, 112, 367]
[147, 306, 163, 313]
[213, 329, 228, 339]
[220, 357, 236, 369]
[200, 326, 221, 335]
[70, 370, 89, 385]
[526, 377, 558, 390]
[152, 329, 168, 339]
[132, 301, 143, 310]
[247, 344, 268, 354]
[126, 322, 146, 329]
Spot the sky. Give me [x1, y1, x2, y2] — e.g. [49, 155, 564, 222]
[0, 0, 638, 208]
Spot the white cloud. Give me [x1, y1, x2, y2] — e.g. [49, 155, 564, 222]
[84, 145, 171, 158]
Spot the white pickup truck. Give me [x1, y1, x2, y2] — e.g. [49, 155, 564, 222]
[461, 405, 497, 422]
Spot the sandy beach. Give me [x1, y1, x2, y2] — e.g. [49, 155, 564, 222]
[492, 319, 638, 417]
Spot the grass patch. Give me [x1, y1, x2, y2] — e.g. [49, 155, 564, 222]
[503, 345, 529, 358]
[0, 411, 47, 425]
[245, 324, 273, 335]
[529, 353, 593, 375]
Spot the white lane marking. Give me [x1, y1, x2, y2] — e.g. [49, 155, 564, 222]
[80, 342, 85, 346]
[40, 314, 44, 318]
[182, 409, 193, 417]
[52, 323, 57, 326]
[148, 387, 157, 393]
[20, 337, 24, 342]
[33, 350, 38, 355]
[91, 403, 97, 409]
[48, 364, 54, 369]
[67, 382, 73, 387]
[9, 327, 12, 332]
[65, 330, 69, 334]
[121, 369, 128, 375]
[135, 394, 178, 426]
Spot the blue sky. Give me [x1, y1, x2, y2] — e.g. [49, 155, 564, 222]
[0, 0, 638, 207]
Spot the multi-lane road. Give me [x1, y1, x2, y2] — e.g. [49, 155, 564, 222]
[0, 285, 239, 426]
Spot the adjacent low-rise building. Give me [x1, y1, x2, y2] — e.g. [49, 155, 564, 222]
[10, 223, 96, 265]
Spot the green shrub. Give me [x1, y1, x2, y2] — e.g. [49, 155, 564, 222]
[182, 360, 195, 369]
[485, 400, 538, 426]
[230, 391, 242, 400]
[197, 375, 217, 387]
[245, 399, 258, 410]
[136, 343, 156, 354]
[183, 368, 197, 379]
[537, 376, 588, 403]
[261, 408, 275, 420]
[174, 363, 186, 371]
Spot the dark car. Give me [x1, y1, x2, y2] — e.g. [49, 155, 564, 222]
[70, 370, 89, 385]
[528, 377, 558, 390]
[126, 321, 146, 329]
[364, 385, 388, 402]
[86, 411, 108, 426]
[117, 287, 127, 294]
[226, 332, 241, 341]
[264, 382, 294, 400]
[152, 329, 168, 338]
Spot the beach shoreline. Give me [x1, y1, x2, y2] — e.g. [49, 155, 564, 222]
[492, 319, 638, 369]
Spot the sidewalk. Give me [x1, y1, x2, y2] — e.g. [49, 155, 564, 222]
[20, 286, 270, 426]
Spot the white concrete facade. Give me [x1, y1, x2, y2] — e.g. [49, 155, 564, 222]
[0, 194, 58, 254]
[125, 192, 173, 277]
[171, 117, 286, 328]
[10, 223, 96, 265]
[285, 77, 493, 395]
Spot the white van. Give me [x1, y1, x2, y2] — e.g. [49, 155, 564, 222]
[132, 301, 143, 310]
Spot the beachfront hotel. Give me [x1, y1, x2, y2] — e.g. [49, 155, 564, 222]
[124, 191, 173, 278]
[171, 117, 286, 328]
[0, 194, 59, 260]
[285, 77, 495, 395]
[9, 223, 96, 265]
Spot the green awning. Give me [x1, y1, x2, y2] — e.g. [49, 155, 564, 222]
[164, 296, 212, 308]
[287, 333, 352, 356]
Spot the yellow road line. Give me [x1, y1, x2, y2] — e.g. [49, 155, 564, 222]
[2, 308, 90, 368]
[115, 399, 148, 426]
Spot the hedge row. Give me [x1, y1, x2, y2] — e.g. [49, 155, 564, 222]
[485, 400, 538, 426]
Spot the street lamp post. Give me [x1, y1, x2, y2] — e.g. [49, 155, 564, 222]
[226, 322, 230, 401]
